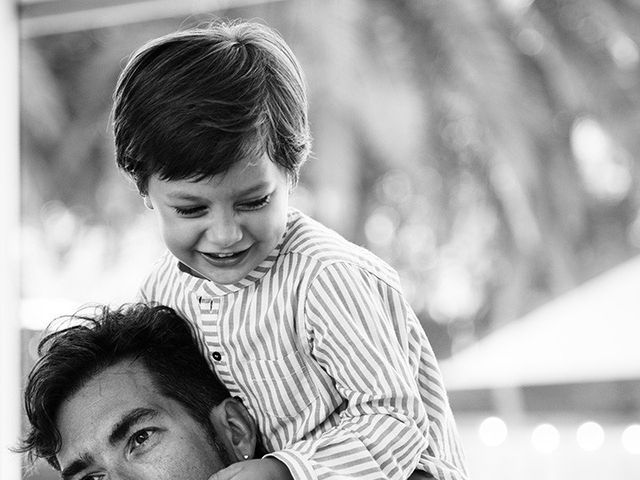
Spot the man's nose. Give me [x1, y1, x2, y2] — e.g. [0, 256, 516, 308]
[103, 456, 147, 480]
[109, 467, 138, 480]
[206, 210, 242, 247]
[110, 474, 137, 480]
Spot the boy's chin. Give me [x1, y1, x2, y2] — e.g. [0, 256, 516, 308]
[181, 259, 258, 285]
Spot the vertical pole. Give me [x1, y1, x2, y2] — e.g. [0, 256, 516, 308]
[0, 0, 22, 479]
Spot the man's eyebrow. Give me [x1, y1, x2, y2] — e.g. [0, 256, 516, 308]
[108, 407, 159, 446]
[61, 454, 93, 480]
[59, 409, 158, 479]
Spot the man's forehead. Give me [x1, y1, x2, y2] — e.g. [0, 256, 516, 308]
[58, 407, 160, 478]
[66, 361, 154, 405]
[53, 358, 226, 480]
[56, 361, 162, 464]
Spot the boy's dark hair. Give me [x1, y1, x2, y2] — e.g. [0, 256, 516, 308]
[113, 20, 311, 195]
[19, 303, 231, 469]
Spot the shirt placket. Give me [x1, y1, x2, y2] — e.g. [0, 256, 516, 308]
[197, 295, 229, 377]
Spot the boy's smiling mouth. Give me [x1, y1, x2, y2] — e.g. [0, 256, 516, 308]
[198, 247, 252, 265]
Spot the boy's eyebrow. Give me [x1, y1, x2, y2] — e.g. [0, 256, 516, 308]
[108, 407, 159, 446]
[166, 182, 271, 200]
[237, 182, 271, 196]
[166, 192, 205, 201]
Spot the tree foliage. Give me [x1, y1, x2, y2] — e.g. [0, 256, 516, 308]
[20, 0, 640, 355]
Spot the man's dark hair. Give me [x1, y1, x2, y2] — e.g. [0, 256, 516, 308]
[19, 303, 231, 469]
[113, 20, 312, 195]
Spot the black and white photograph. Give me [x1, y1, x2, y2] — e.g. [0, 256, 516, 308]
[2, 1, 640, 479]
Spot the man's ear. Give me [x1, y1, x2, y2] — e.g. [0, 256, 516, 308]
[142, 195, 154, 210]
[209, 398, 257, 462]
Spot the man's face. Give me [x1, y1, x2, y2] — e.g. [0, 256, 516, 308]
[146, 153, 290, 284]
[56, 360, 227, 480]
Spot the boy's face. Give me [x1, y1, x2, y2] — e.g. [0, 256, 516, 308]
[146, 153, 290, 284]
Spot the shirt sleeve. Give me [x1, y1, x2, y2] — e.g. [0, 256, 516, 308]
[137, 285, 149, 302]
[265, 262, 464, 480]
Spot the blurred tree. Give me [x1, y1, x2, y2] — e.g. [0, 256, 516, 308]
[19, 0, 640, 356]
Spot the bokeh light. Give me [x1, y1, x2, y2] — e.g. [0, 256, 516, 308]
[478, 417, 508, 447]
[576, 421, 605, 452]
[607, 33, 640, 70]
[621, 424, 640, 455]
[531, 423, 560, 454]
[570, 117, 632, 202]
[364, 207, 398, 249]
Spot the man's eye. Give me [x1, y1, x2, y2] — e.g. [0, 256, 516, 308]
[128, 428, 156, 453]
[133, 430, 150, 446]
[81, 475, 104, 480]
[239, 194, 271, 211]
[174, 205, 206, 216]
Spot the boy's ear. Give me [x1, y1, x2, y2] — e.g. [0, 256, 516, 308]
[142, 195, 154, 210]
[209, 397, 257, 462]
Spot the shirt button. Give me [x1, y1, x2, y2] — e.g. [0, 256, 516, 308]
[212, 351, 222, 361]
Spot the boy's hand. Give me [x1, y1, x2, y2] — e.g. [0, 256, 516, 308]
[209, 458, 294, 480]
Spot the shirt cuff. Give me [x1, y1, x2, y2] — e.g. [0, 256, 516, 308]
[264, 449, 317, 480]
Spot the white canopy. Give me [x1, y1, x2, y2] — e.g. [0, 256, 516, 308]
[440, 255, 640, 390]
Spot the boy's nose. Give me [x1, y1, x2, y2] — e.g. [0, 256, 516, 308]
[206, 213, 243, 248]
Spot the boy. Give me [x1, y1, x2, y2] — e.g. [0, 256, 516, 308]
[113, 20, 468, 480]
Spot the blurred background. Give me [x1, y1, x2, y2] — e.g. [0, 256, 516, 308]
[3, 0, 640, 478]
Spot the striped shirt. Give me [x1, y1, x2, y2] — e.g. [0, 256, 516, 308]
[140, 208, 468, 480]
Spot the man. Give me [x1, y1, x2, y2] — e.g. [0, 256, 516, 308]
[19, 303, 265, 480]
[20, 304, 434, 480]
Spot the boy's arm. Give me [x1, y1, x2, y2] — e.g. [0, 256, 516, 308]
[264, 262, 468, 480]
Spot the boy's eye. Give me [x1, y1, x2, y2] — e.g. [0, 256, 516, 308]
[238, 194, 271, 211]
[174, 205, 206, 216]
